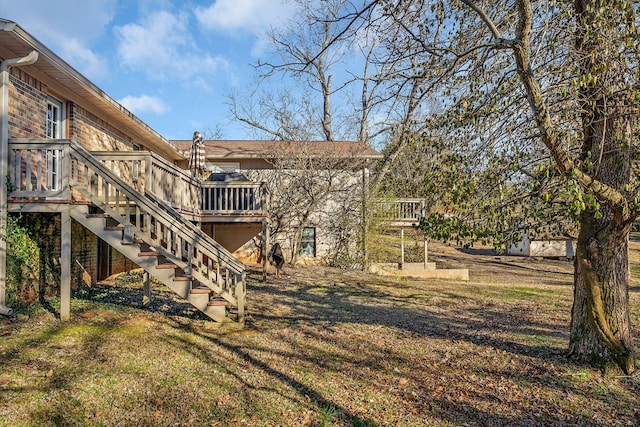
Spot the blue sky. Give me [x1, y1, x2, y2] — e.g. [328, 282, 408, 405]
[1, 0, 298, 140]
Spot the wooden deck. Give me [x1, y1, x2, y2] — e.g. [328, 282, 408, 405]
[373, 198, 426, 227]
[6, 138, 252, 323]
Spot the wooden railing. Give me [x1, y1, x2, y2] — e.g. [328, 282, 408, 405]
[91, 151, 266, 216]
[201, 182, 265, 215]
[8, 139, 247, 319]
[373, 198, 426, 222]
[78, 144, 245, 308]
[7, 140, 71, 199]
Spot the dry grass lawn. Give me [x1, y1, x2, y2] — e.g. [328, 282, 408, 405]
[0, 237, 639, 426]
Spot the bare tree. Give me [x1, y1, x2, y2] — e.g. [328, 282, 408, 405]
[343, 0, 639, 373]
[246, 141, 370, 265]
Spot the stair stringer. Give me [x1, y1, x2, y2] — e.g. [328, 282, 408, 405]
[66, 140, 246, 323]
[69, 205, 224, 321]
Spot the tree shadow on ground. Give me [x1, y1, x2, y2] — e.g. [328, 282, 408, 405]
[249, 272, 569, 362]
[62, 266, 639, 426]
[457, 247, 499, 256]
[236, 267, 639, 426]
[72, 280, 210, 321]
[162, 318, 379, 426]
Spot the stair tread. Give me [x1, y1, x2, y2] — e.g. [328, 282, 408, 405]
[190, 286, 210, 294]
[104, 225, 124, 231]
[86, 213, 110, 218]
[156, 263, 178, 269]
[174, 276, 193, 281]
[138, 251, 160, 256]
[208, 298, 228, 306]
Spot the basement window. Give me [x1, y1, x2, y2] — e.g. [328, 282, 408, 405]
[299, 227, 316, 257]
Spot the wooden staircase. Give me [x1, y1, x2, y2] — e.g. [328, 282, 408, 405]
[70, 206, 239, 322]
[9, 139, 246, 324]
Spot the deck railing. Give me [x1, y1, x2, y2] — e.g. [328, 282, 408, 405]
[201, 181, 265, 215]
[373, 198, 426, 222]
[91, 151, 266, 216]
[9, 140, 267, 217]
[7, 139, 71, 199]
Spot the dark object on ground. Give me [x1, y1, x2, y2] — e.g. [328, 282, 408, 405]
[268, 243, 285, 278]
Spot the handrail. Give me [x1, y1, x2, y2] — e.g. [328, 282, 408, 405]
[373, 198, 427, 221]
[70, 141, 245, 274]
[92, 151, 267, 216]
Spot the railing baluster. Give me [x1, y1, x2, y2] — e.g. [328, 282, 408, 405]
[34, 150, 42, 191]
[25, 150, 33, 192]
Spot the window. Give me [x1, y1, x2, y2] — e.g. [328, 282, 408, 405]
[46, 97, 63, 139]
[46, 97, 64, 190]
[208, 162, 240, 173]
[299, 227, 316, 257]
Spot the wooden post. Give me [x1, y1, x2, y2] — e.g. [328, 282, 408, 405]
[400, 228, 405, 270]
[237, 271, 246, 324]
[142, 271, 151, 306]
[262, 219, 269, 282]
[424, 233, 429, 269]
[60, 209, 71, 321]
[361, 167, 368, 270]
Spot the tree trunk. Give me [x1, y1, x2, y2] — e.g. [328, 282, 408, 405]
[570, 212, 635, 374]
[567, 1, 637, 375]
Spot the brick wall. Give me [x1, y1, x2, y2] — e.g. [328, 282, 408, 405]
[71, 220, 99, 286]
[69, 104, 137, 151]
[110, 249, 138, 277]
[8, 68, 142, 288]
[7, 68, 47, 139]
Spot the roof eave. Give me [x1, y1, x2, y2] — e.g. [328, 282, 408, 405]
[0, 19, 182, 161]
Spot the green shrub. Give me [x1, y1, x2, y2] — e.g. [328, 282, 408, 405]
[5, 214, 41, 308]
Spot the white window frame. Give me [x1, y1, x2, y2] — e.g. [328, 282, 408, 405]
[299, 227, 316, 257]
[46, 97, 64, 139]
[46, 97, 64, 190]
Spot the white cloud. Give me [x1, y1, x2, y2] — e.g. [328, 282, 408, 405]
[2, 0, 117, 40]
[114, 10, 227, 89]
[118, 94, 170, 115]
[195, 0, 296, 35]
[59, 39, 109, 80]
[2, 0, 116, 79]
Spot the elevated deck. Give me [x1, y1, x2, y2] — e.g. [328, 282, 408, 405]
[6, 138, 253, 322]
[372, 198, 426, 227]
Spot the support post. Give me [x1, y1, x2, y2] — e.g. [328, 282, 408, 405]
[424, 233, 429, 269]
[400, 228, 405, 270]
[142, 271, 151, 306]
[361, 167, 368, 270]
[0, 50, 39, 316]
[60, 209, 71, 321]
[262, 219, 269, 282]
[237, 271, 246, 324]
